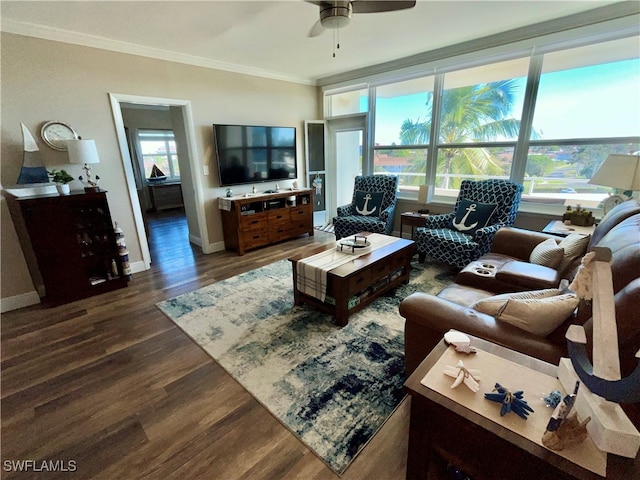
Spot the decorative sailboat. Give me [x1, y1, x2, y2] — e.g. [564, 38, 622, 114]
[147, 164, 167, 183]
[17, 123, 49, 184]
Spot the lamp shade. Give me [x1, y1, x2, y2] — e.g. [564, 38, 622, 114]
[67, 139, 100, 165]
[418, 184, 431, 204]
[588, 154, 640, 191]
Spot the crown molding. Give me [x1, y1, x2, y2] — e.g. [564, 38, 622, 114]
[1, 18, 315, 86]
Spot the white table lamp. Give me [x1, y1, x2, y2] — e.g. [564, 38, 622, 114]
[67, 139, 101, 192]
[588, 153, 640, 213]
[417, 184, 432, 213]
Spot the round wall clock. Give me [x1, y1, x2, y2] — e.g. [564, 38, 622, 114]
[40, 121, 78, 151]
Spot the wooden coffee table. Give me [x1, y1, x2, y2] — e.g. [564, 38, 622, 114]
[288, 233, 416, 326]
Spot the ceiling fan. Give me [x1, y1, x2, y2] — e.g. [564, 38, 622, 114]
[306, 0, 417, 37]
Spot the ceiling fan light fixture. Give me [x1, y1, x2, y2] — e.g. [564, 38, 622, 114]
[320, 1, 352, 29]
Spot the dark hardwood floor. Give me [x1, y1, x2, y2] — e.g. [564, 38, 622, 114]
[1, 209, 410, 479]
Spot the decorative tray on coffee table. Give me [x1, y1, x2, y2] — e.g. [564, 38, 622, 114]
[337, 235, 372, 255]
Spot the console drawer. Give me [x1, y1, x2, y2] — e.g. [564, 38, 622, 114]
[240, 212, 267, 229]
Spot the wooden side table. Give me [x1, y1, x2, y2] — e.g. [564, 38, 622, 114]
[542, 220, 596, 237]
[404, 336, 638, 479]
[400, 211, 429, 239]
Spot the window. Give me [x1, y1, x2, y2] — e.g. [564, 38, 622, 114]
[433, 58, 528, 196]
[138, 130, 180, 180]
[326, 87, 368, 116]
[525, 37, 640, 208]
[326, 31, 640, 211]
[374, 77, 434, 190]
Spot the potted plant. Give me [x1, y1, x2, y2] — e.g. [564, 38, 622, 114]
[48, 169, 74, 195]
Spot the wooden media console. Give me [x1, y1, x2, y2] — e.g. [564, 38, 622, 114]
[219, 188, 314, 255]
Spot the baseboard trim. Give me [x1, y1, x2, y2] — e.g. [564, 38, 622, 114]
[206, 241, 226, 254]
[189, 234, 202, 247]
[129, 260, 147, 274]
[1, 290, 41, 313]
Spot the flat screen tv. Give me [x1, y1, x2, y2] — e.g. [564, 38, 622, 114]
[213, 124, 297, 187]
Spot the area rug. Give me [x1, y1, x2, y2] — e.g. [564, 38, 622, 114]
[156, 258, 452, 474]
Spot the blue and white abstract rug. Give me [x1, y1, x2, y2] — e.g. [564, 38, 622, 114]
[157, 258, 451, 474]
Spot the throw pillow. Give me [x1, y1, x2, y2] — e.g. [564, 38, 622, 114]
[498, 293, 579, 336]
[529, 238, 564, 269]
[354, 191, 384, 216]
[450, 198, 498, 235]
[471, 288, 562, 317]
[557, 233, 590, 275]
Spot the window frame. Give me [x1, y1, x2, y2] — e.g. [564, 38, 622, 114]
[137, 129, 180, 182]
[323, 20, 640, 215]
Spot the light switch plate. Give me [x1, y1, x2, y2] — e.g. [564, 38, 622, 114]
[203, 165, 210, 175]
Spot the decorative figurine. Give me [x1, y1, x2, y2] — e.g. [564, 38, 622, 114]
[543, 412, 591, 451]
[443, 330, 477, 354]
[292, 180, 298, 190]
[443, 360, 480, 392]
[225, 188, 233, 198]
[544, 390, 563, 408]
[542, 381, 591, 451]
[252, 185, 256, 194]
[484, 383, 534, 419]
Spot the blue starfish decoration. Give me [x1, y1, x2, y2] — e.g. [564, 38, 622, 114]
[484, 383, 535, 419]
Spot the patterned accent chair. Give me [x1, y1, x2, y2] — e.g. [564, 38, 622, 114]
[333, 175, 399, 240]
[416, 179, 524, 269]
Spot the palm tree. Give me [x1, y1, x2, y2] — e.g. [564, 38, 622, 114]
[400, 80, 524, 188]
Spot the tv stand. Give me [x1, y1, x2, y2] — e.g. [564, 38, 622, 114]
[219, 189, 314, 255]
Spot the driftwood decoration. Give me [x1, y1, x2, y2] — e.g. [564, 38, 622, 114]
[557, 246, 640, 458]
[542, 412, 591, 451]
[566, 247, 640, 403]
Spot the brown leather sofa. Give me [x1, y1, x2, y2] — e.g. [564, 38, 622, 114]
[400, 200, 640, 378]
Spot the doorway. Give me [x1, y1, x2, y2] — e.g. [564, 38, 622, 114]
[326, 113, 368, 217]
[109, 93, 210, 271]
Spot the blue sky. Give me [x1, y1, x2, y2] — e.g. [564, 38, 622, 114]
[373, 58, 640, 145]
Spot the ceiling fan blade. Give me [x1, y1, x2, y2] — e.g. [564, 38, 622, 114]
[308, 19, 326, 37]
[351, 1, 416, 14]
[305, 0, 331, 7]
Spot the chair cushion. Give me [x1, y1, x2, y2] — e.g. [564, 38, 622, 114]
[529, 238, 564, 268]
[354, 191, 384, 216]
[450, 198, 498, 235]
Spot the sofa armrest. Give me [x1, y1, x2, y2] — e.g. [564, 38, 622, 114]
[491, 227, 560, 261]
[399, 292, 566, 376]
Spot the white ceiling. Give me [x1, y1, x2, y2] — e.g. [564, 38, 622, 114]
[1, 0, 620, 85]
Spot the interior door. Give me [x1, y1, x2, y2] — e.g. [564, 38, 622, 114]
[326, 113, 368, 218]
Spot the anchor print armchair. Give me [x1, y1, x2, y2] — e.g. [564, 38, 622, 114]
[333, 175, 399, 240]
[416, 179, 523, 268]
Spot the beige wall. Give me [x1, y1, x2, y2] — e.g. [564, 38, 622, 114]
[1, 33, 319, 309]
